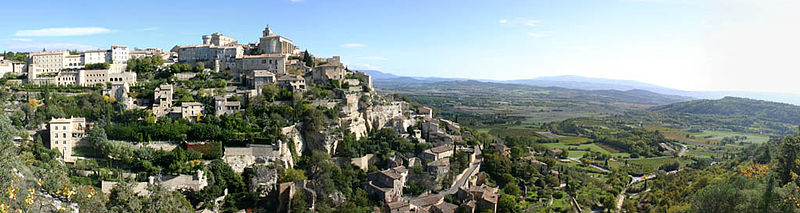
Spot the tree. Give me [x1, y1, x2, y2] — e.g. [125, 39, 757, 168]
[279, 168, 307, 183]
[86, 125, 108, 148]
[503, 183, 521, 196]
[691, 183, 742, 213]
[85, 62, 110, 70]
[143, 184, 193, 213]
[778, 136, 800, 185]
[107, 182, 143, 212]
[291, 190, 310, 213]
[302, 50, 314, 67]
[498, 194, 516, 213]
[195, 62, 205, 72]
[207, 159, 245, 193]
[261, 84, 280, 102]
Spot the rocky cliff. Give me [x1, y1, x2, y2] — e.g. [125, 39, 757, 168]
[290, 90, 408, 155]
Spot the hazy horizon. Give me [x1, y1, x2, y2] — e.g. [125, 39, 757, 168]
[1, 0, 798, 94]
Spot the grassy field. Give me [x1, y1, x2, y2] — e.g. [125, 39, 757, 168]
[695, 130, 770, 144]
[608, 157, 687, 173]
[645, 125, 770, 145]
[559, 136, 591, 144]
[644, 125, 711, 144]
[542, 141, 631, 158]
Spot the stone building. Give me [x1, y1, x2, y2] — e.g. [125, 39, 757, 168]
[214, 97, 241, 116]
[234, 54, 287, 75]
[104, 82, 134, 109]
[257, 26, 297, 55]
[30, 68, 137, 86]
[175, 44, 243, 72]
[456, 184, 499, 213]
[27, 51, 69, 77]
[245, 70, 276, 93]
[101, 170, 208, 195]
[352, 71, 373, 89]
[278, 180, 316, 213]
[420, 145, 454, 161]
[49, 117, 91, 163]
[152, 84, 174, 117]
[223, 143, 293, 173]
[365, 166, 409, 203]
[202, 33, 238, 47]
[130, 48, 167, 59]
[82, 45, 129, 65]
[277, 75, 306, 92]
[418, 106, 433, 119]
[26, 46, 129, 78]
[0, 58, 26, 76]
[310, 63, 346, 85]
[179, 102, 205, 121]
[426, 158, 450, 177]
[175, 33, 242, 71]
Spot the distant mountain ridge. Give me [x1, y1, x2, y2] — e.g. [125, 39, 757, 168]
[360, 70, 800, 106]
[652, 96, 800, 123]
[645, 96, 800, 135]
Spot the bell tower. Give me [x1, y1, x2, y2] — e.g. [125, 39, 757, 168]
[263, 25, 273, 37]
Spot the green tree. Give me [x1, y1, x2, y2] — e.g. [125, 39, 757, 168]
[195, 62, 205, 72]
[691, 183, 742, 213]
[498, 194, 516, 213]
[107, 182, 143, 212]
[778, 136, 800, 185]
[143, 184, 194, 213]
[503, 183, 521, 196]
[261, 84, 280, 102]
[278, 168, 307, 183]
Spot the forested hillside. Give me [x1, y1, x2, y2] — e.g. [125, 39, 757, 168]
[639, 97, 800, 135]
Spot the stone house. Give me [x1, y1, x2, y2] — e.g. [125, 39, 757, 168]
[426, 158, 450, 177]
[214, 97, 241, 116]
[365, 166, 409, 203]
[277, 74, 306, 92]
[420, 145, 453, 161]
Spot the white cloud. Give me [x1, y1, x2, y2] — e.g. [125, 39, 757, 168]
[526, 32, 548, 38]
[11, 38, 32, 42]
[340, 43, 366, 48]
[13, 27, 112, 37]
[141, 27, 159, 31]
[0, 39, 98, 52]
[359, 56, 388, 61]
[290, 0, 303, 2]
[499, 19, 508, 24]
[521, 19, 542, 27]
[348, 63, 382, 70]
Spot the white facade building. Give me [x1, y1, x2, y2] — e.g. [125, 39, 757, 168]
[49, 117, 90, 163]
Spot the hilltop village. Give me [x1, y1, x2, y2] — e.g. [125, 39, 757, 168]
[0, 26, 512, 213]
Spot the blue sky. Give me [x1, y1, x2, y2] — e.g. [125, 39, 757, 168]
[2, 0, 799, 94]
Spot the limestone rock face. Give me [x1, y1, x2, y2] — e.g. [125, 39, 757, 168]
[365, 101, 406, 133]
[282, 124, 305, 158]
[339, 91, 407, 140]
[293, 91, 409, 155]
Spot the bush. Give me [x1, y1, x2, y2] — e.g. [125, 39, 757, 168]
[185, 141, 223, 160]
[85, 62, 110, 70]
[553, 191, 564, 199]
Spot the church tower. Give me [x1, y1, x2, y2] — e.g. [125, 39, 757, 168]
[263, 26, 273, 37]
